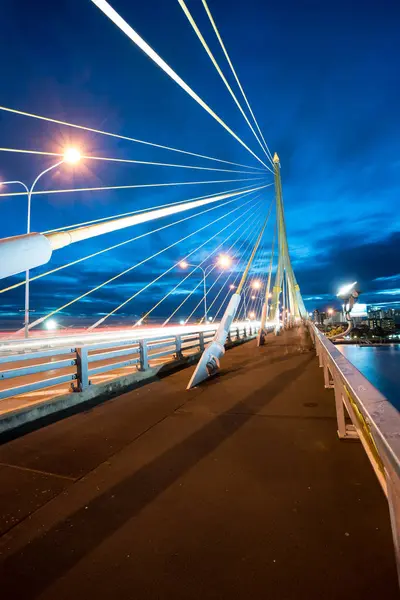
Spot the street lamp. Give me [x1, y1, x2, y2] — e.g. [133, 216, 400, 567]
[45, 318, 58, 331]
[242, 280, 263, 319]
[337, 282, 357, 298]
[251, 280, 261, 290]
[330, 282, 360, 341]
[1, 147, 82, 337]
[179, 253, 232, 322]
[218, 254, 232, 269]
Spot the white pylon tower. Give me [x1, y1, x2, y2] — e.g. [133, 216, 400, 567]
[258, 152, 306, 343]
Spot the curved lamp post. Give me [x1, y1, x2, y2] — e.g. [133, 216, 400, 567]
[0, 148, 81, 337]
[179, 254, 232, 323]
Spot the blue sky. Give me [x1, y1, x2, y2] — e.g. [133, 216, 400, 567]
[0, 0, 399, 327]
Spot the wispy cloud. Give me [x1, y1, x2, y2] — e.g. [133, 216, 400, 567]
[374, 274, 400, 283]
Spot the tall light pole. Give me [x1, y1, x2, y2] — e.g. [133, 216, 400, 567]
[1, 148, 81, 337]
[179, 254, 232, 323]
[0, 180, 30, 333]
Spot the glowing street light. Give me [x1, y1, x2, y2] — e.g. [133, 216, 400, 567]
[217, 254, 232, 269]
[249, 311, 256, 319]
[45, 318, 58, 331]
[327, 308, 334, 315]
[179, 254, 232, 322]
[1, 148, 82, 338]
[23, 148, 82, 338]
[229, 284, 236, 290]
[63, 147, 81, 164]
[179, 319, 185, 325]
[242, 280, 263, 318]
[337, 282, 357, 297]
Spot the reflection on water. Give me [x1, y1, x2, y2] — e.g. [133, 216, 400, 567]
[337, 344, 400, 410]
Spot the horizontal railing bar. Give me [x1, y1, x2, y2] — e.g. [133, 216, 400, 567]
[148, 349, 176, 360]
[88, 346, 140, 363]
[0, 358, 76, 380]
[181, 344, 201, 351]
[147, 341, 175, 351]
[0, 347, 76, 365]
[0, 373, 76, 400]
[85, 339, 140, 352]
[143, 334, 178, 344]
[89, 357, 140, 376]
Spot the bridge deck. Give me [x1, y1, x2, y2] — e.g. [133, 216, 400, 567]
[0, 330, 397, 598]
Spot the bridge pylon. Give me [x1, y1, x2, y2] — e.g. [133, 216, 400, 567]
[258, 152, 306, 344]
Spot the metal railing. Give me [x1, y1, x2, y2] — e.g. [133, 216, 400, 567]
[0, 323, 260, 401]
[309, 323, 400, 579]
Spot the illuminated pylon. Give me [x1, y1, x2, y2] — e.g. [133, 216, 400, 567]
[259, 153, 306, 342]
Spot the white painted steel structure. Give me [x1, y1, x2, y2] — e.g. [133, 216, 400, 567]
[0, 323, 261, 401]
[309, 322, 400, 582]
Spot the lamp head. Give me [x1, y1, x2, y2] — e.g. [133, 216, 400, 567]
[63, 148, 81, 164]
[217, 254, 231, 269]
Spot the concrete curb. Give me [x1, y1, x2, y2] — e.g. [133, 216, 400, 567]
[0, 335, 256, 438]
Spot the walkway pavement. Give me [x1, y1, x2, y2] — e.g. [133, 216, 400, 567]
[0, 329, 397, 598]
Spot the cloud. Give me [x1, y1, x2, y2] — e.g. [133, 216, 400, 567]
[374, 274, 400, 283]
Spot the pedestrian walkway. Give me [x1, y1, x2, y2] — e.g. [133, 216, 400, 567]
[0, 329, 397, 599]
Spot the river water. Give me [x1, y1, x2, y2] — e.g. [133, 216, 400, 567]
[337, 344, 400, 410]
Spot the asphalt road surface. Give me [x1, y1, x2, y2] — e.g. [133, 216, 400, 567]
[0, 329, 397, 599]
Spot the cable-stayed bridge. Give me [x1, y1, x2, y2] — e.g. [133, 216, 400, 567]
[0, 1, 399, 596]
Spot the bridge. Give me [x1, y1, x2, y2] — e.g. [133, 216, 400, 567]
[0, 0, 399, 596]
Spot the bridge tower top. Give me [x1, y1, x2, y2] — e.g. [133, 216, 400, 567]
[273, 152, 280, 164]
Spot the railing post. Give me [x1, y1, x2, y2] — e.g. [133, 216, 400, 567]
[323, 360, 334, 388]
[199, 332, 205, 352]
[236, 327, 240, 340]
[318, 342, 324, 367]
[175, 335, 183, 359]
[227, 330, 232, 344]
[139, 339, 149, 370]
[75, 346, 89, 391]
[333, 377, 347, 438]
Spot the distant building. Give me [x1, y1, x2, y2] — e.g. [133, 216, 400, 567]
[382, 318, 396, 332]
[326, 311, 344, 325]
[368, 316, 396, 332]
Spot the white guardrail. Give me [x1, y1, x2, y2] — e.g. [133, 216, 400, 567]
[0, 323, 261, 401]
[309, 322, 400, 579]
